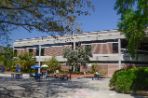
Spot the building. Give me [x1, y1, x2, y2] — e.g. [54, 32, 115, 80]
[13, 30, 148, 77]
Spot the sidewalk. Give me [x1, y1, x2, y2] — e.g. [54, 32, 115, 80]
[0, 73, 30, 79]
[55, 78, 146, 98]
[0, 76, 147, 98]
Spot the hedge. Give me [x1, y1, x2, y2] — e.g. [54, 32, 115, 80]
[109, 67, 148, 94]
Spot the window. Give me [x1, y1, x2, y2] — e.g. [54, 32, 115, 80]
[112, 43, 118, 53]
[41, 48, 44, 56]
[76, 42, 81, 47]
[28, 49, 33, 54]
[36, 48, 44, 56]
[36, 48, 39, 56]
[121, 39, 128, 48]
[14, 50, 17, 56]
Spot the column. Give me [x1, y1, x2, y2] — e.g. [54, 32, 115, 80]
[73, 40, 76, 50]
[38, 45, 41, 74]
[73, 32, 76, 50]
[12, 44, 15, 55]
[118, 38, 121, 69]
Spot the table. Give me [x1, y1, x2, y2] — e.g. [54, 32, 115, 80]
[11, 72, 22, 79]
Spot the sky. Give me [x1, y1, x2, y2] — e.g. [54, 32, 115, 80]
[8, 0, 120, 44]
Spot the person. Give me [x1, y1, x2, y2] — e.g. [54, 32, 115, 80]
[92, 71, 100, 80]
[15, 64, 22, 79]
[1, 66, 5, 73]
[95, 72, 100, 79]
[35, 71, 41, 81]
[42, 70, 48, 79]
[55, 70, 59, 74]
[16, 64, 21, 72]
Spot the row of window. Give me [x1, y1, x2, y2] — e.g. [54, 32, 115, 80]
[14, 43, 119, 56]
[14, 48, 45, 56]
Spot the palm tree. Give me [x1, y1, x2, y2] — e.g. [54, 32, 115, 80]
[0, 46, 14, 70]
[14, 52, 36, 72]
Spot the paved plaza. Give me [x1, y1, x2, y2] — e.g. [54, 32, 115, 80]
[0, 77, 147, 98]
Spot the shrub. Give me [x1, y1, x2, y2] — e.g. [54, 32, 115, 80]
[132, 68, 148, 91]
[45, 57, 60, 73]
[110, 67, 148, 93]
[91, 64, 97, 73]
[91, 64, 107, 76]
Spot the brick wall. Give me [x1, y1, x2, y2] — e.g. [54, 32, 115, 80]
[27, 48, 36, 56]
[82, 64, 120, 77]
[16, 48, 36, 56]
[44, 46, 71, 56]
[15, 42, 115, 56]
[32, 48, 36, 56]
[16, 48, 27, 56]
[107, 64, 119, 77]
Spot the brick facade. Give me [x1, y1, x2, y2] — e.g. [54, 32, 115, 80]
[44, 46, 64, 56]
[16, 48, 27, 56]
[15, 43, 120, 77]
[15, 43, 116, 57]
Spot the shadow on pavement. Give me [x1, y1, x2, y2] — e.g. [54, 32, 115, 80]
[0, 78, 88, 98]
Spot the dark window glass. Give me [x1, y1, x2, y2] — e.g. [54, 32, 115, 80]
[41, 48, 44, 56]
[76, 42, 81, 47]
[36, 48, 44, 56]
[36, 48, 39, 56]
[29, 49, 33, 54]
[121, 39, 128, 48]
[113, 43, 118, 53]
[14, 50, 17, 56]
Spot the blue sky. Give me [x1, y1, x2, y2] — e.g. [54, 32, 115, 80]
[9, 0, 119, 43]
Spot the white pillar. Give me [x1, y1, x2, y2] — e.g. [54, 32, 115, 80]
[12, 44, 15, 55]
[38, 45, 41, 74]
[73, 40, 76, 50]
[73, 32, 76, 50]
[118, 39, 121, 69]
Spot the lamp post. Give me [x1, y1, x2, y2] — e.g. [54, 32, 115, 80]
[38, 44, 41, 74]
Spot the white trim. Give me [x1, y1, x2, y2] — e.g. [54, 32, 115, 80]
[26, 47, 36, 49]
[15, 48, 25, 50]
[81, 42, 118, 45]
[118, 39, 121, 69]
[13, 30, 125, 47]
[93, 54, 118, 57]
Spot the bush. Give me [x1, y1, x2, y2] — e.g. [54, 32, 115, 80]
[110, 67, 148, 93]
[132, 68, 148, 91]
[91, 64, 97, 73]
[45, 57, 60, 73]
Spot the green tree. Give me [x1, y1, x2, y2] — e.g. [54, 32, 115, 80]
[64, 47, 79, 72]
[0, 46, 14, 69]
[115, 0, 148, 58]
[45, 57, 60, 73]
[3, 46, 14, 68]
[64, 45, 92, 72]
[78, 45, 92, 66]
[0, 54, 4, 65]
[14, 52, 36, 72]
[0, 0, 92, 34]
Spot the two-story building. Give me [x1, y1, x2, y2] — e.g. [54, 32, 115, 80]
[13, 29, 148, 77]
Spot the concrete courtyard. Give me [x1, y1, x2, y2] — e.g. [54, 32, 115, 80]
[0, 77, 147, 98]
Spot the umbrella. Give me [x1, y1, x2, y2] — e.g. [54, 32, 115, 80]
[41, 64, 48, 68]
[31, 64, 40, 69]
